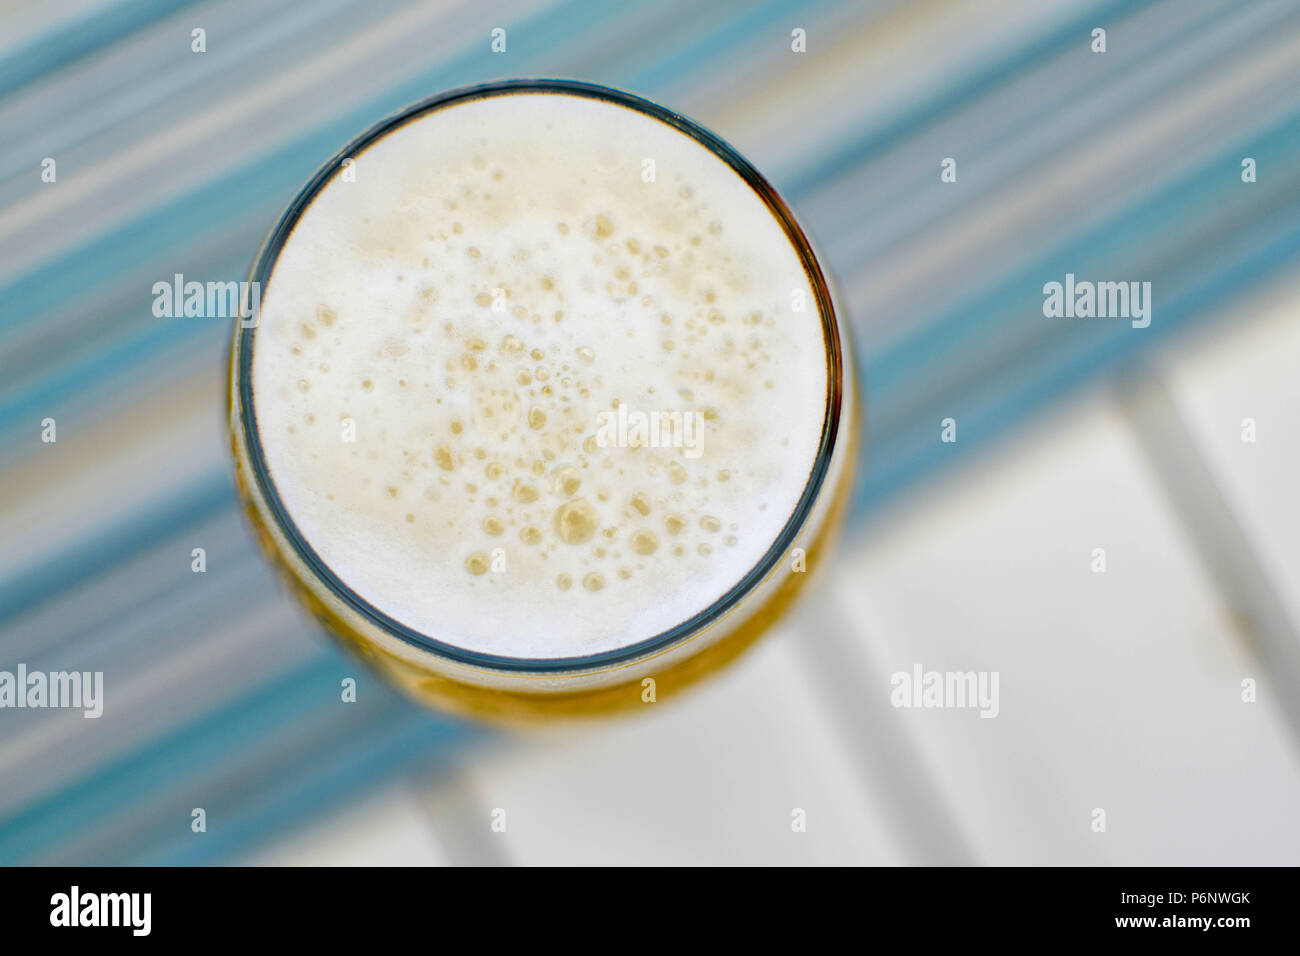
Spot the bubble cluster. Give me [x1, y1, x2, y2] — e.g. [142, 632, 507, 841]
[251, 90, 828, 658]
[275, 187, 783, 596]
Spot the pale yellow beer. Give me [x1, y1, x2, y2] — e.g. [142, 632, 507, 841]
[229, 81, 856, 722]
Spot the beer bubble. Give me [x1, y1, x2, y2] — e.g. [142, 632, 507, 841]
[552, 466, 581, 497]
[631, 530, 658, 555]
[553, 499, 598, 545]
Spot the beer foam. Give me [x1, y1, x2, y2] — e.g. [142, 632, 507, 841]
[251, 90, 829, 660]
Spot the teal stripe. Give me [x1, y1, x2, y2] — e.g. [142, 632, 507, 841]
[0, 302, 228, 435]
[0, 0, 374, 182]
[0, 654, 365, 863]
[145, 717, 475, 865]
[623, 0, 805, 93]
[0, 0, 635, 337]
[0, 470, 233, 625]
[868, 103, 1300, 393]
[784, 0, 1161, 196]
[0, 0, 199, 99]
[819, 0, 1271, 249]
[17, 537, 274, 672]
[853, 217, 1300, 516]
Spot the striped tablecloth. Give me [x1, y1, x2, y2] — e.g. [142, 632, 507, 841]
[2, 0, 1299, 864]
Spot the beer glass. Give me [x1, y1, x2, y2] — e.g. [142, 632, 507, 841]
[229, 79, 857, 722]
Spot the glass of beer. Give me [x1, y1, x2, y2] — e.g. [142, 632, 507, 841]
[229, 79, 857, 722]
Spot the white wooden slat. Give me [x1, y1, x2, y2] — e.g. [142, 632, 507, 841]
[416, 630, 904, 866]
[1160, 276, 1300, 629]
[832, 388, 1300, 864]
[244, 782, 450, 866]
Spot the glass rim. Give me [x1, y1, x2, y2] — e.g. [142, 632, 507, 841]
[236, 77, 845, 675]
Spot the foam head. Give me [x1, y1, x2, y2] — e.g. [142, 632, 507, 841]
[250, 88, 830, 661]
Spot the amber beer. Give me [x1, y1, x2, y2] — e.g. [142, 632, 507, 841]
[229, 80, 856, 722]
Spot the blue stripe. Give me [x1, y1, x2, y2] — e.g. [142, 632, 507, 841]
[0, 470, 234, 625]
[866, 104, 1300, 394]
[854, 215, 1300, 516]
[145, 717, 476, 865]
[783, 0, 1161, 196]
[0, 0, 640, 337]
[0, 655, 430, 863]
[0, 0, 199, 100]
